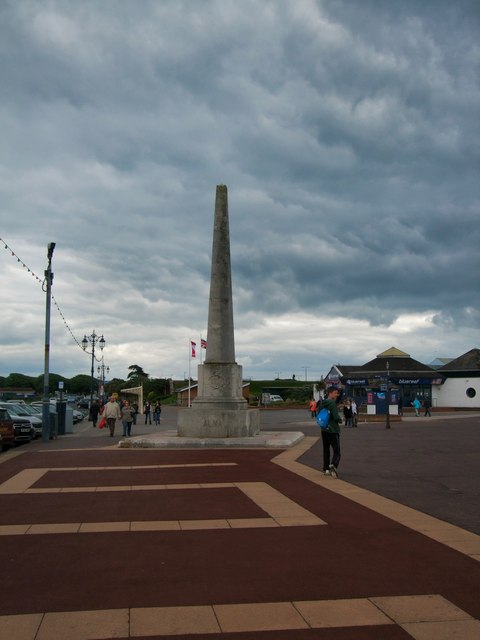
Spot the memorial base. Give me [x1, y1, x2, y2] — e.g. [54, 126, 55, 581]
[178, 362, 260, 438]
[177, 405, 260, 438]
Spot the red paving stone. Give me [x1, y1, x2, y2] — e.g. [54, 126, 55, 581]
[0, 445, 479, 638]
[123, 629, 413, 639]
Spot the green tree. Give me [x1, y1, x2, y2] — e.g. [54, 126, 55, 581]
[127, 365, 149, 380]
[33, 373, 68, 395]
[67, 375, 94, 395]
[105, 378, 127, 397]
[5, 373, 37, 389]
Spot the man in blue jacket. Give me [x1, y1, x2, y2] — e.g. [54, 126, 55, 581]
[319, 387, 342, 477]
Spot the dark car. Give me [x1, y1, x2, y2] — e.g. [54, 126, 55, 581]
[0, 408, 15, 450]
[1, 408, 34, 445]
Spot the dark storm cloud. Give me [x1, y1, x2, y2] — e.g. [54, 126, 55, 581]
[0, 0, 478, 378]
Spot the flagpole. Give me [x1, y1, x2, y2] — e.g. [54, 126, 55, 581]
[188, 339, 191, 407]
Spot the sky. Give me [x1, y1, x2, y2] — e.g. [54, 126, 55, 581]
[1, 0, 479, 384]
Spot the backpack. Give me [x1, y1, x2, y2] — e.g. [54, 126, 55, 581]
[316, 407, 330, 430]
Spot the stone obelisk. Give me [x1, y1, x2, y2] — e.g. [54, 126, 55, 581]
[177, 185, 260, 438]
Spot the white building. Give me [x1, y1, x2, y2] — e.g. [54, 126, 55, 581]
[432, 348, 480, 409]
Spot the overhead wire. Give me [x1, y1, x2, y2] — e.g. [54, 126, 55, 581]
[1, 236, 88, 352]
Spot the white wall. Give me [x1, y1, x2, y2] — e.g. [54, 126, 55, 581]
[432, 377, 480, 408]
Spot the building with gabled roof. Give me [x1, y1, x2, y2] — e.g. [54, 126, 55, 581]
[432, 348, 480, 408]
[323, 346, 480, 411]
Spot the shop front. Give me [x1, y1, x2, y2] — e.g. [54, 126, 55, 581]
[331, 348, 445, 416]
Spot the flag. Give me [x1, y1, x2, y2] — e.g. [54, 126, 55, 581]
[191, 341, 196, 358]
[201, 338, 207, 349]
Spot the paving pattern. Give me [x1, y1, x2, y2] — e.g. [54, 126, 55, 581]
[0, 438, 479, 639]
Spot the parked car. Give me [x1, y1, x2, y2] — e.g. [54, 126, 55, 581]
[0, 402, 42, 438]
[268, 394, 284, 403]
[30, 402, 84, 425]
[0, 407, 34, 445]
[0, 408, 15, 450]
[72, 409, 84, 424]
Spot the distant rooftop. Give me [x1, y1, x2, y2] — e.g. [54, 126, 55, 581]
[438, 348, 480, 372]
[377, 347, 410, 358]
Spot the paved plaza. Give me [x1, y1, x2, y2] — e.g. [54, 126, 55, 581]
[0, 408, 479, 639]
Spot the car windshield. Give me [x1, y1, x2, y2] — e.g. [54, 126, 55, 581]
[28, 405, 42, 413]
[8, 405, 31, 416]
[32, 405, 55, 413]
[0, 404, 22, 416]
[18, 405, 38, 415]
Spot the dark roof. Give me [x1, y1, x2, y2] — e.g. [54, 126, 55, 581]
[334, 365, 364, 374]
[438, 348, 480, 372]
[358, 356, 434, 373]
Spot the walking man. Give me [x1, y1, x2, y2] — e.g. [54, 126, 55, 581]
[103, 396, 121, 437]
[318, 387, 342, 477]
[423, 396, 432, 417]
[90, 399, 100, 428]
[351, 398, 358, 427]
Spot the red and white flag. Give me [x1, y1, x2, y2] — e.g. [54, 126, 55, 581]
[191, 341, 197, 358]
[201, 338, 207, 349]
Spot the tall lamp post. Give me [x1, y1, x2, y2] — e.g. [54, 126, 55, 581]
[81, 331, 105, 417]
[42, 242, 55, 442]
[385, 360, 391, 430]
[97, 359, 110, 404]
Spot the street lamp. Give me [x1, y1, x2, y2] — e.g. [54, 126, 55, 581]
[82, 331, 105, 417]
[97, 359, 110, 403]
[385, 360, 391, 430]
[42, 242, 55, 442]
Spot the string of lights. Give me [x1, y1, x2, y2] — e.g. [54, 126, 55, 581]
[1, 236, 87, 352]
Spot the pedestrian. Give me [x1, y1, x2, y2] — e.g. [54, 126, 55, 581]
[343, 399, 353, 427]
[121, 400, 135, 437]
[153, 400, 162, 425]
[90, 399, 100, 428]
[309, 398, 317, 418]
[412, 397, 421, 417]
[103, 395, 122, 437]
[398, 396, 403, 416]
[318, 386, 342, 478]
[351, 399, 358, 427]
[132, 402, 138, 425]
[144, 400, 152, 424]
[423, 396, 432, 417]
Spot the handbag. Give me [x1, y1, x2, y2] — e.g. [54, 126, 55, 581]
[98, 417, 106, 429]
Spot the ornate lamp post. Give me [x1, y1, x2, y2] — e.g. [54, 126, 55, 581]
[81, 331, 105, 416]
[97, 359, 110, 403]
